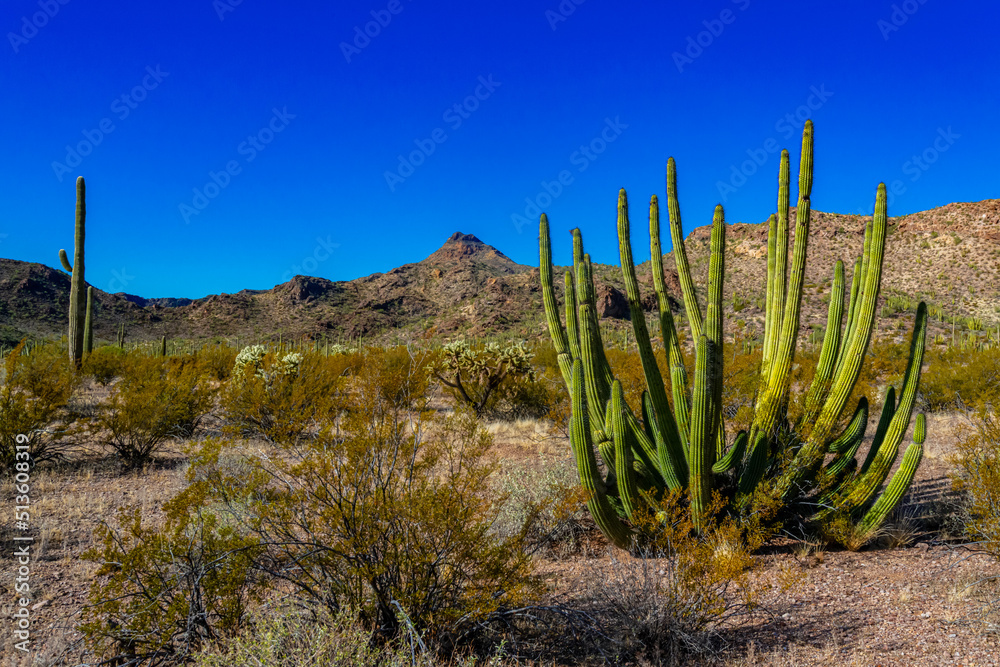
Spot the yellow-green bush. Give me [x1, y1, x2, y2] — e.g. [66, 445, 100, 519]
[922, 346, 1000, 411]
[0, 341, 78, 466]
[428, 340, 544, 420]
[181, 394, 540, 648]
[82, 505, 265, 665]
[220, 347, 345, 444]
[81, 345, 127, 386]
[97, 354, 217, 468]
[952, 408, 1000, 559]
[193, 343, 238, 382]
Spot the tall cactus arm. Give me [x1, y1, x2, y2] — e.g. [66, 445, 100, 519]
[649, 194, 691, 453]
[834, 303, 928, 513]
[666, 157, 703, 339]
[859, 386, 897, 475]
[838, 258, 863, 368]
[779, 182, 890, 496]
[578, 300, 611, 439]
[66, 176, 87, 367]
[855, 436, 924, 539]
[713, 430, 748, 474]
[802, 260, 846, 426]
[835, 226, 873, 382]
[641, 391, 685, 490]
[820, 397, 869, 481]
[59, 249, 73, 272]
[539, 213, 573, 390]
[616, 189, 687, 482]
[743, 124, 814, 495]
[609, 381, 641, 520]
[688, 335, 716, 533]
[564, 271, 582, 364]
[569, 359, 633, 549]
[705, 205, 726, 465]
[762, 150, 791, 381]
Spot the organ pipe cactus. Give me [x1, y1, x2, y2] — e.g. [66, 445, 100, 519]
[539, 121, 927, 546]
[59, 176, 87, 367]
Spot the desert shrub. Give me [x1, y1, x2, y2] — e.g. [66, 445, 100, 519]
[952, 408, 1000, 558]
[97, 355, 216, 468]
[82, 345, 127, 386]
[587, 491, 764, 663]
[921, 345, 1000, 411]
[358, 345, 432, 411]
[950, 407, 1000, 633]
[0, 341, 78, 466]
[81, 504, 265, 666]
[183, 388, 540, 650]
[194, 603, 510, 667]
[194, 344, 238, 382]
[491, 457, 591, 556]
[427, 340, 540, 419]
[220, 347, 344, 444]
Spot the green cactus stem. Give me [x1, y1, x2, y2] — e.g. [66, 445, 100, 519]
[59, 176, 87, 367]
[83, 286, 94, 356]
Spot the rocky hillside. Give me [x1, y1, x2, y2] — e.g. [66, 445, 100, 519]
[2, 201, 999, 348]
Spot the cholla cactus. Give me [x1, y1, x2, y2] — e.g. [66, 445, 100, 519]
[234, 345, 268, 378]
[278, 352, 303, 376]
[429, 340, 536, 417]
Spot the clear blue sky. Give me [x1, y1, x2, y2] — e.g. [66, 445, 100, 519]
[3, 0, 997, 298]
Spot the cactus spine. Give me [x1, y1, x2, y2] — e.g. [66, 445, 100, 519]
[59, 176, 87, 367]
[539, 121, 927, 544]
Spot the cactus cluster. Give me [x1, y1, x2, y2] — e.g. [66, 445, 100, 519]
[539, 121, 928, 548]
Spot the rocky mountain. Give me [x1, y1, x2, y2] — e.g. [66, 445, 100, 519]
[2, 201, 999, 348]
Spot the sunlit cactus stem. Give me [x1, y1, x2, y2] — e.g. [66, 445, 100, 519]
[59, 176, 87, 367]
[83, 286, 94, 356]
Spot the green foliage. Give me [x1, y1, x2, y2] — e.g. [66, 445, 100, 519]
[192, 344, 238, 382]
[81, 345, 127, 386]
[220, 346, 345, 444]
[0, 341, 78, 466]
[178, 395, 540, 647]
[921, 345, 1000, 411]
[97, 354, 217, 468]
[81, 504, 265, 665]
[952, 408, 1000, 561]
[428, 340, 541, 419]
[539, 121, 927, 549]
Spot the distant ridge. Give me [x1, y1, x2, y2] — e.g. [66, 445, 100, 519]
[2, 201, 999, 346]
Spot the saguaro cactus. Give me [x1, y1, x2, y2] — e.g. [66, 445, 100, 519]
[539, 121, 927, 545]
[83, 286, 94, 356]
[59, 176, 87, 367]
